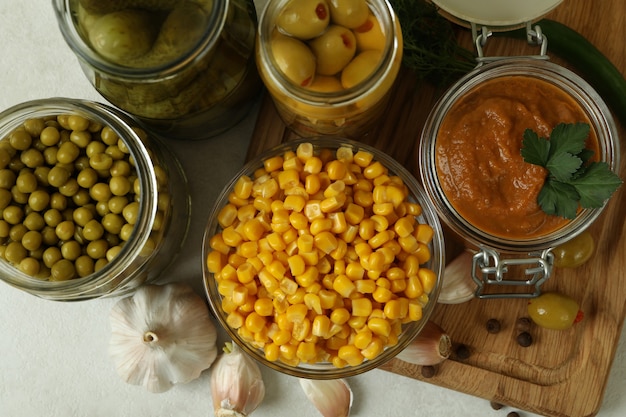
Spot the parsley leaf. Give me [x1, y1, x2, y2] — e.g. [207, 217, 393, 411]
[521, 122, 623, 219]
[538, 179, 580, 219]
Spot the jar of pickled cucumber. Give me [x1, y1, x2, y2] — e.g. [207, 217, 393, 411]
[256, 0, 403, 138]
[0, 98, 190, 301]
[53, 0, 261, 140]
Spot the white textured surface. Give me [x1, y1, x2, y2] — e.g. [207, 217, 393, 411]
[1, 1, 625, 417]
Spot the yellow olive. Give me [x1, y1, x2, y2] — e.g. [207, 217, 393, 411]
[552, 230, 595, 268]
[341, 50, 381, 89]
[328, 0, 369, 29]
[276, 0, 330, 40]
[306, 75, 344, 93]
[353, 13, 385, 51]
[309, 25, 356, 76]
[527, 292, 583, 330]
[271, 33, 316, 87]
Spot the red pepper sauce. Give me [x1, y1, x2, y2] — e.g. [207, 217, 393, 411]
[435, 75, 598, 239]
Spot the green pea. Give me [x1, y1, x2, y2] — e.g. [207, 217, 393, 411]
[4, 241, 27, 264]
[9, 224, 28, 241]
[108, 195, 128, 214]
[43, 246, 63, 268]
[83, 219, 104, 241]
[122, 201, 140, 225]
[61, 240, 82, 261]
[40, 126, 61, 146]
[48, 165, 71, 187]
[77, 168, 99, 188]
[23, 118, 46, 137]
[28, 189, 51, 212]
[67, 115, 90, 132]
[23, 212, 45, 231]
[16, 171, 38, 194]
[57, 141, 80, 164]
[20, 148, 44, 168]
[86, 239, 109, 259]
[75, 255, 95, 278]
[55, 220, 75, 241]
[70, 130, 91, 148]
[90, 182, 112, 202]
[18, 257, 41, 276]
[0, 189, 12, 210]
[3, 205, 24, 225]
[72, 206, 94, 227]
[109, 175, 131, 196]
[0, 169, 17, 189]
[102, 213, 124, 234]
[22, 230, 43, 251]
[9, 129, 32, 151]
[59, 178, 80, 197]
[50, 258, 76, 281]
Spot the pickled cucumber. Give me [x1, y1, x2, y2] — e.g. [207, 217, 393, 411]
[88, 10, 159, 64]
[78, 0, 180, 14]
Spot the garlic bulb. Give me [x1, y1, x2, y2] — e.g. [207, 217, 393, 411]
[299, 378, 353, 417]
[210, 342, 266, 417]
[109, 283, 217, 393]
[395, 321, 451, 366]
[438, 250, 478, 304]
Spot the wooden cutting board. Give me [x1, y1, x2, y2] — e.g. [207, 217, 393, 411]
[247, 0, 626, 416]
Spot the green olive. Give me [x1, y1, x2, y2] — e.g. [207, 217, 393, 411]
[552, 231, 595, 268]
[527, 292, 583, 330]
[309, 25, 356, 76]
[276, 0, 330, 40]
[328, 0, 369, 29]
[88, 10, 159, 64]
[353, 13, 385, 51]
[340, 49, 381, 89]
[271, 33, 316, 87]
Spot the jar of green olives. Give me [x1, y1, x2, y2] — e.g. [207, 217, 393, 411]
[256, 0, 403, 138]
[53, 0, 261, 140]
[0, 98, 190, 301]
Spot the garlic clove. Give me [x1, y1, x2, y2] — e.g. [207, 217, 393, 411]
[109, 283, 218, 393]
[395, 321, 451, 366]
[210, 342, 266, 417]
[438, 250, 478, 304]
[299, 378, 353, 417]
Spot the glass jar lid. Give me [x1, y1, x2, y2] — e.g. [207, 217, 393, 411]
[432, 0, 562, 29]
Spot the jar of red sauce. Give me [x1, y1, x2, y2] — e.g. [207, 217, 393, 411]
[418, 2, 621, 298]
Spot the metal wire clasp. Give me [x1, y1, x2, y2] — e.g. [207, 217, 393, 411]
[472, 22, 549, 66]
[471, 247, 554, 299]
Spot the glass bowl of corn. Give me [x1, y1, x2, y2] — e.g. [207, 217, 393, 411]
[202, 137, 445, 378]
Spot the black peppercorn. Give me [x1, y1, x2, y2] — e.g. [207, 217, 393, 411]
[486, 318, 501, 333]
[455, 344, 470, 359]
[489, 401, 504, 410]
[517, 331, 533, 347]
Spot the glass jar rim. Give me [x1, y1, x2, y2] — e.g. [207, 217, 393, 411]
[51, 0, 226, 79]
[256, 0, 401, 107]
[0, 98, 159, 298]
[419, 58, 620, 252]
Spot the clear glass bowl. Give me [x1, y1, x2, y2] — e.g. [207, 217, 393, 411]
[202, 137, 444, 378]
[0, 98, 190, 301]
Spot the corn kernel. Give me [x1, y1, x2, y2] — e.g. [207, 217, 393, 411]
[333, 274, 356, 298]
[326, 335, 349, 351]
[296, 341, 317, 362]
[351, 297, 372, 317]
[245, 312, 266, 334]
[296, 142, 314, 160]
[373, 202, 394, 216]
[314, 231, 338, 254]
[206, 250, 225, 273]
[312, 315, 331, 338]
[414, 242, 432, 264]
[386, 185, 406, 207]
[320, 194, 347, 213]
[408, 300, 423, 321]
[361, 337, 384, 360]
[372, 286, 393, 303]
[405, 274, 424, 299]
[353, 189, 374, 208]
[221, 296, 238, 314]
[359, 219, 375, 240]
[226, 311, 245, 329]
[418, 268, 437, 294]
[330, 307, 351, 325]
[303, 293, 323, 315]
[355, 279, 376, 294]
[363, 161, 386, 179]
[295, 265, 319, 287]
[318, 289, 338, 309]
[353, 150, 374, 168]
[286, 287, 306, 305]
[344, 203, 365, 225]
[209, 234, 230, 255]
[283, 154, 303, 172]
[338, 344, 364, 366]
[326, 160, 347, 180]
[304, 200, 324, 221]
[279, 343, 298, 361]
[292, 318, 311, 341]
[299, 250, 319, 267]
[353, 328, 373, 350]
[286, 303, 309, 323]
[234, 175, 253, 200]
[347, 315, 367, 330]
[394, 216, 414, 238]
[367, 317, 391, 337]
[265, 342, 280, 361]
[217, 204, 238, 228]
